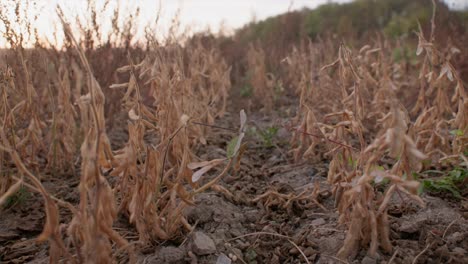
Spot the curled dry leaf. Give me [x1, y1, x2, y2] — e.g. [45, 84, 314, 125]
[239, 109, 247, 132]
[109, 82, 129, 89]
[78, 93, 92, 104]
[180, 114, 190, 126]
[226, 109, 247, 158]
[438, 63, 453, 82]
[189, 158, 226, 182]
[128, 108, 140, 120]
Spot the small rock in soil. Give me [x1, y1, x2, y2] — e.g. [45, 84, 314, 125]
[158, 246, 185, 263]
[303, 247, 316, 257]
[399, 218, 425, 233]
[186, 205, 214, 224]
[361, 255, 378, 264]
[216, 253, 232, 264]
[436, 245, 451, 258]
[229, 228, 243, 238]
[244, 210, 259, 222]
[447, 232, 464, 244]
[310, 218, 326, 226]
[193, 231, 217, 255]
[312, 235, 342, 254]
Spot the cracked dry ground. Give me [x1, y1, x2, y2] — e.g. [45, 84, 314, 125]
[1, 93, 467, 264]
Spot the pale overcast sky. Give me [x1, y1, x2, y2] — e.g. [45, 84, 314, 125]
[1, 0, 353, 47]
[1, 0, 466, 47]
[50, 0, 352, 31]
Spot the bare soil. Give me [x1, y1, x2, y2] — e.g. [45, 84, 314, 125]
[1, 94, 467, 264]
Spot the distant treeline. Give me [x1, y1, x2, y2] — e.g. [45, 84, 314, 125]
[235, 0, 468, 43]
[216, 0, 468, 83]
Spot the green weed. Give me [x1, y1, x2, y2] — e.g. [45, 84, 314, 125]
[258, 126, 279, 148]
[240, 84, 253, 97]
[421, 168, 467, 199]
[3, 186, 30, 209]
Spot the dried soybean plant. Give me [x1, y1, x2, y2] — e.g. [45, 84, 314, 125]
[0, 66, 16, 196]
[336, 102, 426, 260]
[286, 40, 384, 163]
[320, 44, 367, 196]
[323, 45, 426, 260]
[45, 56, 78, 172]
[0, 127, 75, 263]
[0, 43, 46, 208]
[0, 46, 73, 264]
[288, 40, 429, 260]
[186, 38, 231, 120]
[286, 42, 324, 162]
[134, 39, 231, 146]
[247, 42, 274, 112]
[0, 3, 48, 168]
[109, 40, 239, 242]
[285, 40, 340, 162]
[57, 9, 135, 263]
[1, 50, 46, 169]
[410, 25, 467, 164]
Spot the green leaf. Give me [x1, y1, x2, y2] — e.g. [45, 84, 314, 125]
[417, 183, 424, 195]
[422, 177, 463, 199]
[227, 136, 239, 158]
[3, 186, 30, 209]
[374, 165, 385, 171]
[246, 248, 257, 262]
[240, 85, 253, 97]
[258, 126, 278, 147]
[449, 169, 461, 179]
[347, 156, 357, 168]
[450, 129, 464, 137]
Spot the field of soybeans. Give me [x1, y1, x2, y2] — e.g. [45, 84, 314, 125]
[0, 0, 467, 263]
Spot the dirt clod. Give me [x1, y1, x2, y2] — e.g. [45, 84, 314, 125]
[361, 255, 378, 264]
[216, 253, 232, 264]
[447, 232, 464, 244]
[157, 246, 186, 263]
[399, 218, 426, 233]
[310, 218, 326, 226]
[192, 231, 217, 255]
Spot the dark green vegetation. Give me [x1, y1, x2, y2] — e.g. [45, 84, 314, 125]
[237, 0, 468, 41]
[226, 0, 468, 82]
[421, 168, 468, 199]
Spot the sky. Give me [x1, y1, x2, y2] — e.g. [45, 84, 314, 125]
[0, 0, 353, 47]
[0, 0, 467, 47]
[443, 0, 468, 9]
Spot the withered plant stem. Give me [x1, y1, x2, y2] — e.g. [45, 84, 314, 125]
[190, 121, 238, 132]
[160, 124, 186, 188]
[292, 128, 357, 151]
[388, 249, 399, 264]
[412, 242, 434, 264]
